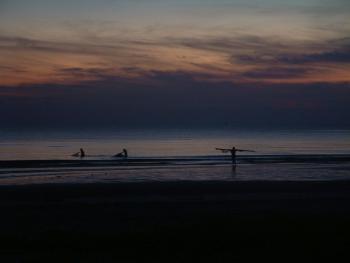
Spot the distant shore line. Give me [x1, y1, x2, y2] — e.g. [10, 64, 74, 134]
[1, 153, 350, 168]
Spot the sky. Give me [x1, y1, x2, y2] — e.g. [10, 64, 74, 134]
[0, 0, 350, 129]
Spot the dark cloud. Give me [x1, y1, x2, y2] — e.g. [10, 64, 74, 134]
[57, 67, 115, 79]
[233, 37, 350, 65]
[173, 34, 288, 54]
[235, 48, 350, 67]
[0, 35, 127, 56]
[242, 67, 312, 79]
[0, 65, 28, 73]
[278, 49, 350, 64]
[1, 72, 349, 129]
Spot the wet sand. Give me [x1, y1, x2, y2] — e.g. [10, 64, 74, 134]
[1, 181, 350, 261]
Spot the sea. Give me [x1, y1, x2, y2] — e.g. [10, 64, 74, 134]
[0, 129, 350, 184]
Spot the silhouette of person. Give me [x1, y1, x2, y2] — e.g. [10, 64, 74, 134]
[122, 149, 128, 158]
[72, 148, 86, 158]
[114, 148, 128, 158]
[80, 148, 85, 158]
[216, 146, 254, 165]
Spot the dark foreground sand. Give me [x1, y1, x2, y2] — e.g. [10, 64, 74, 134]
[1, 181, 350, 262]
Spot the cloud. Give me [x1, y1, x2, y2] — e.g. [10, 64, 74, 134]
[233, 37, 350, 65]
[57, 67, 115, 79]
[173, 34, 288, 54]
[0, 35, 125, 56]
[0, 65, 28, 73]
[1, 33, 350, 86]
[242, 67, 313, 79]
[278, 49, 350, 64]
[1, 71, 350, 129]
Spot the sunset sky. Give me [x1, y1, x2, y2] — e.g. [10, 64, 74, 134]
[1, 0, 350, 128]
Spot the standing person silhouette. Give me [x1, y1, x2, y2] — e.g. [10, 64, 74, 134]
[122, 149, 128, 158]
[216, 146, 255, 165]
[72, 148, 86, 158]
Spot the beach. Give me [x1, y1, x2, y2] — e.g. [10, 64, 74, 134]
[1, 130, 350, 261]
[1, 180, 350, 261]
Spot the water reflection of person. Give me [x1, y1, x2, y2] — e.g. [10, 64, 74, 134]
[231, 164, 237, 176]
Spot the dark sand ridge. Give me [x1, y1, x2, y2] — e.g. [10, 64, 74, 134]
[0, 181, 350, 261]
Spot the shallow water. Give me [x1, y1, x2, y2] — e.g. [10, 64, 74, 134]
[0, 162, 350, 185]
[0, 129, 349, 184]
[0, 129, 350, 160]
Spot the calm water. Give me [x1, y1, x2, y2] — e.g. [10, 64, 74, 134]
[0, 129, 350, 160]
[0, 129, 350, 184]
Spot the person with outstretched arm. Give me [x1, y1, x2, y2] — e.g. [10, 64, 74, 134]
[114, 148, 128, 158]
[216, 146, 255, 165]
[72, 148, 86, 158]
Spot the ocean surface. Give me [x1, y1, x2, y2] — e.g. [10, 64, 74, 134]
[0, 129, 350, 184]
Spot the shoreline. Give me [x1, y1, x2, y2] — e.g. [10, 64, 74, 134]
[1, 153, 350, 168]
[1, 155, 349, 184]
[2, 178, 350, 188]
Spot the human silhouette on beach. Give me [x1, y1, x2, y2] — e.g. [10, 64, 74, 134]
[216, 147, 255, 165]
[72, 148, 85, 158]
[114, 149, 128, 158]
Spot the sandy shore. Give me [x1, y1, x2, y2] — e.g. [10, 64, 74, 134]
[1, 181, 350, 261]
